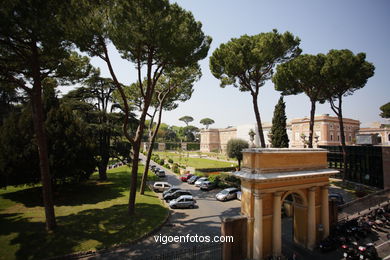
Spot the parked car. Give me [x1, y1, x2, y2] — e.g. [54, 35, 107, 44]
[194, 177, 208, 187]
[200, 181, 215, 191]
[153, 182, 171, 192]
[164, 190, 192, 201]
[216, 187, 240, 201]
[163, 186, 181, 197]
[236, 191, 242, 201]
[329, 193, 344, 206]
[150, 165, 156, 170]
[187, 175, 199, 184]
[180, 173, 193, 182]
[156, 170, 166, 177]
[153, 167, 160, 174]
[169, 195, 196, 209]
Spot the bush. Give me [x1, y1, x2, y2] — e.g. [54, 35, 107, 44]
[168, 158, 174, 163]
[172, 163, 179, 174]
[164, 164, 171, 169]
[159, 159, 165, 165]
[208, 173, 240, 188]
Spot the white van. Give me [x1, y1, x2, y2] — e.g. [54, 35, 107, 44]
[153, 182, 171, 192]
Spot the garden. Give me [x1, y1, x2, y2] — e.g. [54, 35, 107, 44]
[0, 165, 168, 260]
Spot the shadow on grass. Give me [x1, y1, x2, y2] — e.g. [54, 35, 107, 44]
[0, 203, 167, 260]
[2, 171, 132, 207]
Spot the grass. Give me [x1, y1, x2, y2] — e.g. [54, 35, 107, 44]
[0, 165, 168, 260]
[154, 151, 237, 169]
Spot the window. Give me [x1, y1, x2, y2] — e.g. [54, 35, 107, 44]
[330, 134, 333, 141]
[337, 135, 340, 141]
[349, 136, 352, 142]
[388, 134, 390, 142]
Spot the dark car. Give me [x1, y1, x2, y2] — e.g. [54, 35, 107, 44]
[164, 190, 192, 201]
[187, 175, 199, 184]
[200, 181, 215, 191]
[156, 170, 165, 177]
[163, 186, 181, 197]
[180, 173, 193, 182]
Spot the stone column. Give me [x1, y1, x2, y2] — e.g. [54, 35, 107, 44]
[253, 192, 263, 260]
[272, 191, 283, 257]
[307, 187, 316, 250]
[321, 185, 330, 238]
[247, 217, 254, 260]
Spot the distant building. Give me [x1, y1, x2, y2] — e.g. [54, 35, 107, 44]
[200, 114, 361, 153]
[290, 114, 360, 147]
[357, 122, 390, 146]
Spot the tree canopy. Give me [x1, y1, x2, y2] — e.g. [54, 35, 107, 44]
[380, 102, 390, 118]
[210, 30, 301, 147]
[270, 96, 289, 148]
[179, 116, 194, 126]
[273, 54, 327, 147]
[200, 118, 215, 129]
[226, 138, 249, 170]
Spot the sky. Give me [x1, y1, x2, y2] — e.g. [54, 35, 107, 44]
[65, 0, 390, 129]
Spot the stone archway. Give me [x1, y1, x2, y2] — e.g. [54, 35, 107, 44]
[234, 148, 338, 260]
[281, 191, 307, 248]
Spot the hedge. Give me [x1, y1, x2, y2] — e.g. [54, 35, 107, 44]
[195, 167, 237, 173]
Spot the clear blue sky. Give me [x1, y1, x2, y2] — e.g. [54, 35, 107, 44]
[84, 0, 390, 128]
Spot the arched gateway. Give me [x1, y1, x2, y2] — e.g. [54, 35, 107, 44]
[234, 148, 338, 260]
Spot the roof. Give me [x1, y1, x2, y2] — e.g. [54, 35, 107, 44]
[234, 168, 338, 182]
[176, 195, 194, 200]
[154, 181, 170, 185]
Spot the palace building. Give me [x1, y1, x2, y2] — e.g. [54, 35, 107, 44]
[200, 114, 361, 153]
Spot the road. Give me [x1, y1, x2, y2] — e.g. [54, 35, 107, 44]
[83, 156, 241, 259]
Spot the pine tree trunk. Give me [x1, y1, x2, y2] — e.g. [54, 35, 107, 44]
[140, 106, 163, 194]
[336, 97, 347, 182]
[308, 100, 316, 148]
[31, 89, 57, 231]
[251, 93, 265, 148]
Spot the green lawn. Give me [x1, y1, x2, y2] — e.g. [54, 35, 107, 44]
[154, 151, 236, 168]
[0, 165, 168, 260]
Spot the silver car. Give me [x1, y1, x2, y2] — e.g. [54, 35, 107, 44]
[153, 182, 171, 192]
[169, 195, 196, 209]
[216, 187, 240, 201]
[194, 177, 208, 187]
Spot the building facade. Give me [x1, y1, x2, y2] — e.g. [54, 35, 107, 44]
[357, 122, 390, 146]
[200, 114, 361, 153]
[290, 114, 360, 147]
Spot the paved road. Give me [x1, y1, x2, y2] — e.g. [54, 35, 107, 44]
[82, 156, 240, 260]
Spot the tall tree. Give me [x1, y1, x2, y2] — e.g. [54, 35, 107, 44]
[179, 116, 194, 126]
[322, 49, 375, 180]
[379, 102, 390, 118]
[64, 71, 118, 181]
[0, 0, 91, 230]
[140, 65, 201, 194]
[210, 30, 301, 148]
[72, 0, 211, 215]
[270, 96, 289, 148]
[273, 54, 327, 148]
[226, 138, 249, 170]
[200, 118, 215, 129]
[0, 82, 96, 188]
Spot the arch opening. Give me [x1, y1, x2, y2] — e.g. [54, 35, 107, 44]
[281, 191, 307, 256]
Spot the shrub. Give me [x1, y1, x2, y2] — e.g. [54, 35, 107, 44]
[164, 164, 171, 169]
[172, 163, 179, 174]
[159, 159, 165, 165]
[168, 158, 174, 163]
